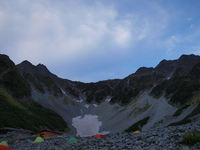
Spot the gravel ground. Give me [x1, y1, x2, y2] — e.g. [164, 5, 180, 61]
[1, 122, 200, 150]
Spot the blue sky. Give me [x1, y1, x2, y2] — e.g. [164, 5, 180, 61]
[0, 0, 200, 82]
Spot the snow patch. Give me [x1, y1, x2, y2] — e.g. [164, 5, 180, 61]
[167, 76, 171, 80]
[105, 97, 111, 102]
[84, 104, 90, 108]
[72, 114, 109, 137]
[61, 88, 66, 95]
[76, 99, 83, 103]
[93, 104, 98, 107]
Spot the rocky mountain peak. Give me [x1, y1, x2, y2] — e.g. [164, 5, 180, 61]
[179, 54, 197, 60]
[20, 60, 34, 67]
[155, 59, 177, 75]
[177, 54, 200, 65]
[134, 67, 154, 76]
[36, 63, 51, 75]
[0, 54, 15, 74]
[17, 60, 37, 74]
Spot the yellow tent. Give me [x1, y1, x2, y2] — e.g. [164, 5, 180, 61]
[133, 130, 141, 134]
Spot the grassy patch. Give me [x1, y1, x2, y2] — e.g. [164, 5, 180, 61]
[118, 98, 140, 113]
[125, 116, 150, 132]
[48, 96, 56, 102]
[0, 90, 68, 132]
[1, 69, 31, 98]
[173, 105, 190, 117]
[151, 63, 200, 105]
[71, 100, 76, 106]
[126, 97, 140, 107]
[23, 99, 68, 132]
[138, 103, 151, 113]
[170, 103, 200, 126]
[128, 103, 151, 118]
[0, 88, 26, 110]
[64, 97, 69, 104]
[181, 131, 200, 145]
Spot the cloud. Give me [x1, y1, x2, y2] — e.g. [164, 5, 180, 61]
[0, 1, 135, 65]
[165, 35, 181, 51]
[0, 0, 172, 65]
[4, 0, 199, 82]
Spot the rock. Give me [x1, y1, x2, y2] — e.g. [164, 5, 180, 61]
[1, 121, 200, 150]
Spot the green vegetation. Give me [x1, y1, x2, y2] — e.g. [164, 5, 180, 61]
[173, 105, 190, 117]
[1, 69, 31, 98]
[48, 96, 56, 102]
[125, 117, 150, 132]
[138, 103, 151, 113]
[126, 97, 140, 107]
[64, 96, 69, 104]
[128, 103, 151, 118]
[0, 89, 68, 132]
[181, 131, 200, 145]
[151, 63, 200, 105]
[170, 103, 200, 126]
[169, 79, 200, 105]
[118, 97, 140, 113]
[0, 55, 14, 74]
[0, 88, 26, 110]
[71, 100, 76, 106]
[151, 76, 198, 105]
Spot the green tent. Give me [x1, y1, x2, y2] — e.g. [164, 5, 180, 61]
[0, 141, 8, 146]
[66, 136, 77, 144]
[57, 135, 63, 138]
[33, 137, 44, 143]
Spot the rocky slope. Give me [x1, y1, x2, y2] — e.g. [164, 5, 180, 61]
[1, 121, 200, 150]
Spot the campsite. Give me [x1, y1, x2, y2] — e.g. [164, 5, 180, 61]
[0, 122, 200, 150]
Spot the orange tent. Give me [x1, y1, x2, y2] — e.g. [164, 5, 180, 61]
[37, 130, 62, 139]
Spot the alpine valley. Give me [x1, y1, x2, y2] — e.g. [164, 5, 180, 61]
[1, 53, 200, 142]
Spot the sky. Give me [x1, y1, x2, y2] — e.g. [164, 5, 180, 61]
[0, 0, 200, 82]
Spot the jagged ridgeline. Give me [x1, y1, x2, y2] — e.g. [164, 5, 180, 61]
[15, 53, 200, 106]
[76, 54, 200, 106]
[0, 55, 68, 132]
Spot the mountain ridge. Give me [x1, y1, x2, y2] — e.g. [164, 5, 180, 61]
[4, 53, 200, 105]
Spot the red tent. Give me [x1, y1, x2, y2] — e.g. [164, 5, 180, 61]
[93, 134, 105, 139]
[100, 135, 105, 139]
[0, 145, 11, 150]
[93, 134, 101, 138]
